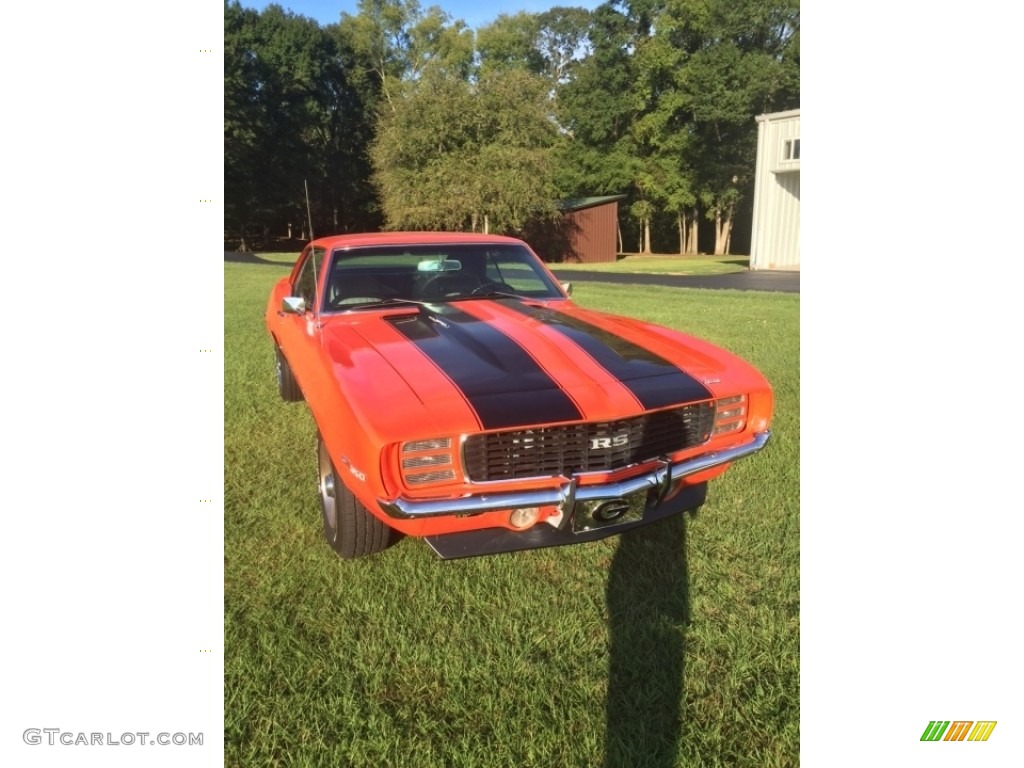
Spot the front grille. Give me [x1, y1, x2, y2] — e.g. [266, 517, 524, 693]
[463, 402, 716, 482]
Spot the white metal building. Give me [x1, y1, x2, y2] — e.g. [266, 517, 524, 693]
[750, 109, 800, 270]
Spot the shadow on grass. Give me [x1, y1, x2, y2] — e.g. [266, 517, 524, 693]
[606, 513, 689, 768]
[224, 251, 293, 267]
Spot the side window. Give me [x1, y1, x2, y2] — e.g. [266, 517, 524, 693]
[292, 248, 326, 310]
[484, 248, 547, 293]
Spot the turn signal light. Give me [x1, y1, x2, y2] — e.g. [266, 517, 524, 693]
[712, 395, 747, 436]
[401, 438, 456, 486]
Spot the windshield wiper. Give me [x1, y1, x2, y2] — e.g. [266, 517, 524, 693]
[457, 290, 525, 301]
[336, 297, 430, 310]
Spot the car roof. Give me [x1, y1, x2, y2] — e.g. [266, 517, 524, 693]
[311, 232, 526, 250]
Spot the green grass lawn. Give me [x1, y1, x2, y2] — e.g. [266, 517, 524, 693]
[225, 259, 799, 767]
[552, 254, 749, 276]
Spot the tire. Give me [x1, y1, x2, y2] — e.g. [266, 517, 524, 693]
[275, 346, 303, 402]
[317, 435, 392, 559]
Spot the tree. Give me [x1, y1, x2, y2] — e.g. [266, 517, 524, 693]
[535, 7, 594, 85]
[338, 0, 473, 108]
[224, 0, 799, 254]
[225, 2, 382, 244]
[224, 3, 334, 244]
[224, 1, 266, 248]
[554, 4, 638, 248]
[660, 0, 799, 253]
[475, 12, 544, 78]
[343, 0, 564, 235]
[554, 0, 798, 254]
[371, 68, 560, 233]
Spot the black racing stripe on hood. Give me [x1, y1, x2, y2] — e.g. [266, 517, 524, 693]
[386, 306, 583, 430]
[502, 301, 713, 409]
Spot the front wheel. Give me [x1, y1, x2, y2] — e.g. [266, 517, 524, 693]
[317, 435, 392, 559]
[275, 346, 303, 402]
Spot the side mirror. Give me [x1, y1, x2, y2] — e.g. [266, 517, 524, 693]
[281, 296, 307, 314]
[560, 281, 573, 297]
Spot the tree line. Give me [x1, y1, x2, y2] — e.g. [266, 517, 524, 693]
[224, 0, 798, 255]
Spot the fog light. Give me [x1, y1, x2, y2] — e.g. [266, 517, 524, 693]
[509, 507, 540, 529]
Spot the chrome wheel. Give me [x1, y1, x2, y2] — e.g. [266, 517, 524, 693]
[316, 434, 393, 559]
[318, 438, 339, 541]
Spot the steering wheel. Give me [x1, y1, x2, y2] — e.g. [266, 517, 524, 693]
[470, 281, 517, 296]
[416, 272, 480, 300]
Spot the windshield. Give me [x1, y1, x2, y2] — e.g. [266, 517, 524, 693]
[322, 242, 564, 311]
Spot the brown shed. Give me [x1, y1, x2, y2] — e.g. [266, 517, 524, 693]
[557, 195, 625, 263]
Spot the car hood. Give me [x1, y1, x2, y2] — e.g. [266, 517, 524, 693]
[327, 298, 738, 433]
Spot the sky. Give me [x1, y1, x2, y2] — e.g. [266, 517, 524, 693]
[240, 0, 605, 31]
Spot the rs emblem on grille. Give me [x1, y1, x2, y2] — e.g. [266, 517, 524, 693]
[590, 434, 629, 450]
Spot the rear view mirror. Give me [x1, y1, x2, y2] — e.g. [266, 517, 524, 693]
[560, 281, 573, 296]
[417, 258, 462, 273]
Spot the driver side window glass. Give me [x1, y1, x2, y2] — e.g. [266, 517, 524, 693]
[485, 249, 540, 292]
[293, 248, 325, 309]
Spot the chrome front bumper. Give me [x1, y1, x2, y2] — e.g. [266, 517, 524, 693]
[377, 431, 771, 520]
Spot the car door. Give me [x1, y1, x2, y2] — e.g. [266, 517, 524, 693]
[275, 245, 327, 395]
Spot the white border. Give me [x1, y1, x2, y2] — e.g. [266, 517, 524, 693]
[1, 2, 223, 765]
[803, 3, 1023, 764]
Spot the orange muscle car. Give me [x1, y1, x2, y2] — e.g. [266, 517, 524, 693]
[266, 232, 773, 559]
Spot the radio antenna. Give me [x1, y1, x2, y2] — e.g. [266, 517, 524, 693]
[304, 179, 314, 241]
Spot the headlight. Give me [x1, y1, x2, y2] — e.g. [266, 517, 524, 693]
[401, 437, 457, 485]
[712, 395, 747, 436]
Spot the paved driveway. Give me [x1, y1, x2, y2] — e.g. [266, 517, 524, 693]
[549, 268, 799, 294]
